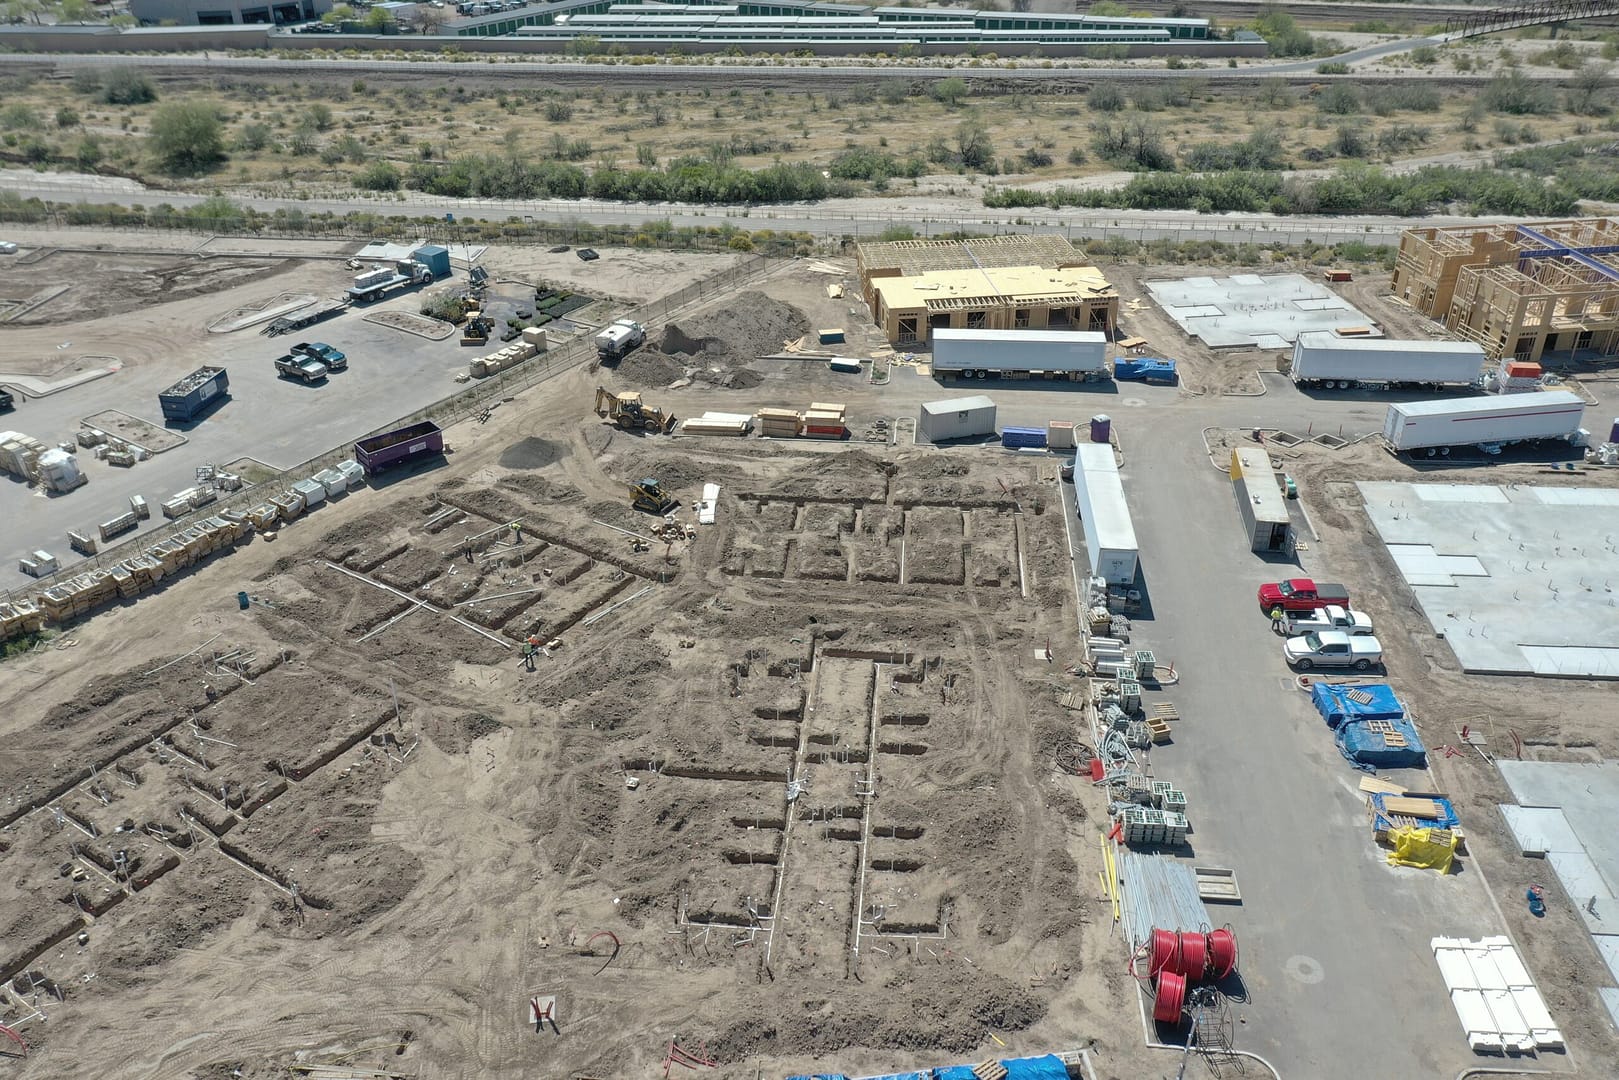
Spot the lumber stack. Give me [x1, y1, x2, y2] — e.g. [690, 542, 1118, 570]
[802, 401, 846, 439]
[0, 599, 46, 641]
[757, 408, 802, 438]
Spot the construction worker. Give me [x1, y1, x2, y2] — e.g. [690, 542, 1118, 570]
[1269, 606, 1287, 634]
[511, 521, 524, 544]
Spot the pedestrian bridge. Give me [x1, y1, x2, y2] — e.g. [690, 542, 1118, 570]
[1446, 0, 1619, 37]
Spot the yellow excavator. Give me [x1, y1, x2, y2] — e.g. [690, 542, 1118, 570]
[594, 387, 676, 433]
[629, 478, 678, 516]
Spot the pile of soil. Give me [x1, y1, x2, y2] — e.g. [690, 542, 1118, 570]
[612, 291, 810, 390]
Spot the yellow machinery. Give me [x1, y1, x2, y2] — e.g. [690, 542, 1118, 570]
[629, 478, 677, 515]
[594, 387, 676, 433]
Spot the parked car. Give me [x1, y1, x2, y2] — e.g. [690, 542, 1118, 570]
[275, 354, 328, 383]
[1284, 605, 1373, 637]
[292, 342, 347, 372]
[1283, 630, 1383, 672]
[576, 248, 600, 261]
[1257, 577, 1351, 615]
[0, 241, 18, 255]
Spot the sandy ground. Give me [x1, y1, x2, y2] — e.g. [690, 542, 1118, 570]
[0, 266, 1147, 1080]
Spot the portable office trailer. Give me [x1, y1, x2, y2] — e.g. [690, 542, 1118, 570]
[1290, 333, 1486, 388]
[918, 395, 996, 443]
[1072, 442, 1139, 584]
[931, 329, 1108, 380]
[1229, 448, 1291, 553]
[1382, 391, 1585, 451]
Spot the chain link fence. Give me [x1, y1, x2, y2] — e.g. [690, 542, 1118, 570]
[1, 252, 778, 608]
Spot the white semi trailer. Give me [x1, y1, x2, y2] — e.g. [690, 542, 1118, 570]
[1290, 333, 1486, 390]
[1072, 442, 1138, 585]
[932, 329, 1109, 381]
[1383, 391, 1586, 453]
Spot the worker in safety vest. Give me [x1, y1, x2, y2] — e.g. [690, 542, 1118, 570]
[1269, 606, 1286, 634]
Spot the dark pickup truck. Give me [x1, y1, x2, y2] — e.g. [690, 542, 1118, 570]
[1257, 577, 1351, 615]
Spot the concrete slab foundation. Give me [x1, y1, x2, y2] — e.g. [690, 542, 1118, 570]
[1359, 481, 1619, 678]
[1144, 273, 1379, 349]
[1497, 759, 1619, 994]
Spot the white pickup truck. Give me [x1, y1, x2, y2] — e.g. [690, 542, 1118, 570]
[1285, 605, 1374, 637]
[1283, 630, 1383, 672]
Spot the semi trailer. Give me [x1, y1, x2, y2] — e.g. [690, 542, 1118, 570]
[1382, 391, 1586, 453]
[1290, 334, 1487, 390]
[931, 329, 1109, 382]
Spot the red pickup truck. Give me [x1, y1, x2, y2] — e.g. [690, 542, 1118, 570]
[1258, 578, 1351, 615]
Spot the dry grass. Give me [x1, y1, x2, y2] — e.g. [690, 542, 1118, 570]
[0, 71, 1604, 192]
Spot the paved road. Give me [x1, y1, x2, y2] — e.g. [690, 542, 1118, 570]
[0, 33, 1461, 84]
[0, 171, 1501, 246]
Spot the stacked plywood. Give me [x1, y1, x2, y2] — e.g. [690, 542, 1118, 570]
[681, 412, 753, 437]
[757, 408, 802, 438]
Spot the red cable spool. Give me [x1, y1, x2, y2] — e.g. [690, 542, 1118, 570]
[1207, 927, 1239, 980]
[1153, 969, 1187, 1023]
[1175, 930, 1208, 981]
[1148, 928, 1180, 976]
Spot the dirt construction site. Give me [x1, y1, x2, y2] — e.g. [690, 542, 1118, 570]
[5, 235, 1619, 1080]
[0, 337, 1121, 1079]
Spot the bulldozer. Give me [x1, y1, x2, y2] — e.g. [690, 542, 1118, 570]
[629, 478, 678, 516]
[594, 387, 676, 434]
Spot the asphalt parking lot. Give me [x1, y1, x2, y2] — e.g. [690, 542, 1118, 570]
[1, 297, 574, 592]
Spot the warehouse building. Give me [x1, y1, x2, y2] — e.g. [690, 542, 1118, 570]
[856, 236, 1117, 347]
[1391, 218, 1619, 365]
[131, 0, 327, 24]
[456, 0, 1256, 57]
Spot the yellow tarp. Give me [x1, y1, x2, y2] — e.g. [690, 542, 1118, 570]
[1387, 826, 1458, 873]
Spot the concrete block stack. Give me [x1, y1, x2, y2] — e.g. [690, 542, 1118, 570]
[39, 569, 118, 621]
[470, 341, 539, 379]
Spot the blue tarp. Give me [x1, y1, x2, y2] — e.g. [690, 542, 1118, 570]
[932, 1068, 979, 1080]
[1336, 715, 1427, 770]
[1368, 791, 1460, 830]
[1001, 1056, 1069, 1080]
[1310, 682, 1405, 729]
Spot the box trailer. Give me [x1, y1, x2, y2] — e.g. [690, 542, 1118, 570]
[1230, 448, 1291, 553]
[918, 395, 996, 443]
[1072, 442, 1139, 585]
[354, 420, 445, 475]
[931, 329, 1109, 382]
[1291, 333, 1486, 389]
[159, 366, 229, 423]
[1382, 391, 1586, 452]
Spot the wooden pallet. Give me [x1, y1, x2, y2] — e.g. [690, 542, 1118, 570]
[1149, 702, 1179, 723]
[972, 1062, 1009, 1080]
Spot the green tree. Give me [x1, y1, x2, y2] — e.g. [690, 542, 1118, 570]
[362, 5, 394, 30]
[354, 160, 401, 190]
[321, 3, 354, 23]
[954, 121, 996, 171]
[932, 77, 968, 108]
[101, 67, 157, 105]
[148, 102, 226, 174]
[57, 0, 93, 22]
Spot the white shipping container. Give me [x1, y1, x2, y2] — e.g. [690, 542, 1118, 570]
[918, 395, 996, 443]
[1291, 333, 1486, 387]
[1072, 442, 1139, 585]
[1383, 391, 1586, 451]
[932, 329, 1108, 377]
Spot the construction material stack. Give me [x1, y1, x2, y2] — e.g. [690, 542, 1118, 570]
[0, 598, 46, 641]
[757, 408, 802, 438]
[1047, 420, 1076, 449]
[0, 431, 49, 481]
[802, 402, 846, 439]
[1493, 360, 1544, 394]
[680, 412, 753, 437]
[470, 341, 539, 379]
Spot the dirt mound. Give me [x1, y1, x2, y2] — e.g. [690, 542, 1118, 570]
[613, 290, 808, 391]
[498, 436, 566, 470]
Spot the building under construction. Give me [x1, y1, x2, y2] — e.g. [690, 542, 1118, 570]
[1391, 218, 1619, 364]
[856, 235, 1118, 347]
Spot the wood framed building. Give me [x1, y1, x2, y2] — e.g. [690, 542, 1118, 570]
[1391, 219, 1619, 364]
[856, 235, 1118, 346]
